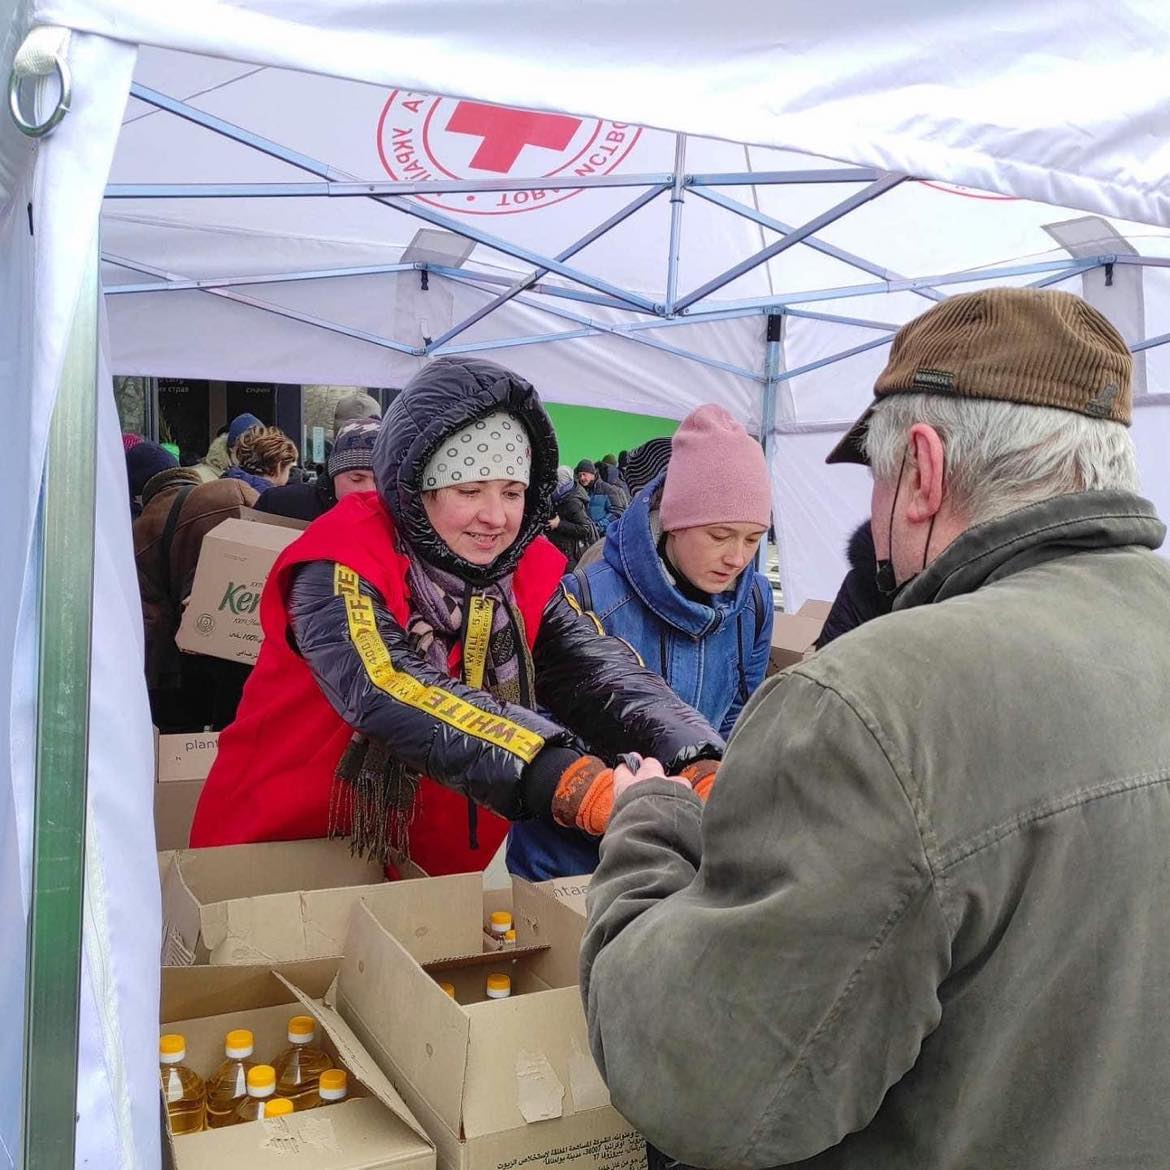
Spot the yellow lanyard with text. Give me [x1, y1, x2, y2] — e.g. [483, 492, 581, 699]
[462, 594, 495, 691]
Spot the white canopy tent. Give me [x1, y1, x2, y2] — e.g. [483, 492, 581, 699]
[3, 3, 1170, 1167]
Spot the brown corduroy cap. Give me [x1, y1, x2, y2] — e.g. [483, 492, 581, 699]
[826, 287, 1133, 465]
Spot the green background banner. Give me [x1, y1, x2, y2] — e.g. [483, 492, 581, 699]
[544, 402, 677, 469]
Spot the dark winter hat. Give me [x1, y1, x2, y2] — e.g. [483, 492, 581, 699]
[334, 392, 382, 431]
[328, 419, 380, 478]
[227, 412, 263, 449]
[602, 453, 617, 466]
[575, 458, 597, 476]
[126, 441, 178, 499]
[827, 287, 1133, 466]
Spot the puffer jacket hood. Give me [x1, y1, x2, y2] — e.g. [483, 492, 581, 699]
[602, 472, 758, 637]
[374, 357, 558, 586]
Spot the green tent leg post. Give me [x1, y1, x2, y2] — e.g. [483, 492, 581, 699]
[22, 243, 99, 1169]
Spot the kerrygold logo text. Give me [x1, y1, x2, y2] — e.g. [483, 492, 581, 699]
[218, 582, 262, 615]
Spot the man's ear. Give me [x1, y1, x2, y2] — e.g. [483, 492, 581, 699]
[905, 423, 945, 524]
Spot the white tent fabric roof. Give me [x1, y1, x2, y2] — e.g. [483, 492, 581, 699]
[3, 5, 1170, 1168]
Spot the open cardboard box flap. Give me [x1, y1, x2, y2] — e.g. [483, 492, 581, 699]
[276, 971, 432, 1147]
[161, 839, 391, 965]
[161, 960, 436, 1170]
[337, 878, 612, 1144]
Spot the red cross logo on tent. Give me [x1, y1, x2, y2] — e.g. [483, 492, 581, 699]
[377, 90, 642, 216]
[443, 102, 582, 174]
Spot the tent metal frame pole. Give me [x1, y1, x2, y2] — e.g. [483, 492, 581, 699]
[688, 185, 945, 303]
[435, 270, 764, 380]
[126, 83, 658, 314]
[424, 182, 668, 352]
[103, 252, 423, 355]
[758, 312, 782, 572]
[22, 240, 99, 1170]
[104, 261, 423, 295]
[782, 307, 900, 331]
[664, 134, 687, 314]
[422, 265, 647, 312]
[674, 173, 907, 312]
[680, 256, 1132, 318]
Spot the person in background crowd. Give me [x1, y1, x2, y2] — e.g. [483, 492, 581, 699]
[599, 453, 629, 498]
[815, 521, 892, 648]
[196, 425, 232, 479]
[222, 425, 298, 495]
[581, 288, 1170, 1170]
[577, 458, 627, 533]
[190, 357, 721, 878]
[622, 436, 672, 496]
[509, 405, 773, 880]
[125, 440, 177, 519]
[134, 465, 260, 730]
[257, 419, 381, 522]
[547, 465, 598, 569]
[227, 412, 263, 458]
[334, 391, 382, 430]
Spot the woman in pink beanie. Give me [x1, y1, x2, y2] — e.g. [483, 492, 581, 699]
[507, 404, 775, 881]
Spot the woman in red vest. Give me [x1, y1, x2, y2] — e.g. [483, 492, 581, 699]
[190, 358, 723, 875]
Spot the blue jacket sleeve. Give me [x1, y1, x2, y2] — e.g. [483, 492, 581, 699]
[720, 575, 775, 739]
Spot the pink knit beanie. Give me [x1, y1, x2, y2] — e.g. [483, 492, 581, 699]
[659, 405, 772, 532]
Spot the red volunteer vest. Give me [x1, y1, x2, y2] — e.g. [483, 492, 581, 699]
[189, 493, 566, 876]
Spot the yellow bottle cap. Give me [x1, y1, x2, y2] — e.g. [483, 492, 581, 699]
[320, 1069, 348, 1092]
[225, 1028, 254, 1057]
[489, 911, 513, 931]
[504, 929, 517, 942]
[247, 1065, 277, 1094]
[438, 982, 456, 998]
[485, 973, 511, 997]
[159, 1034, 185, 1059]
[288, 1014, 316, 1043]
[264, 1098, 294, 1118]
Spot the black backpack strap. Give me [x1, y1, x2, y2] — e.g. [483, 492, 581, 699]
[571, 565, 594, 613]
[159, 483, 195, 598]
[750, 575, 768, 643]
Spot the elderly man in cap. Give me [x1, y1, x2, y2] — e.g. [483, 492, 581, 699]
[581, 288, 1170, 1170]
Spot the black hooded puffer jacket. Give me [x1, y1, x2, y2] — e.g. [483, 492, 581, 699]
[287, 357, 724, 823]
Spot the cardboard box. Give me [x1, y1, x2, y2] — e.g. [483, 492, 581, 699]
[155, 732, 220, 852]
[162, 839, 393, 966]
[767, 611, 827, 675]
[336, 875, 646, 1170]
[796, 598, 833, 623]
[176, 518, 301, 665]
[537, 876, 590, 917]
[237, 505, 311, 532]
[161, 959, 436, 1170]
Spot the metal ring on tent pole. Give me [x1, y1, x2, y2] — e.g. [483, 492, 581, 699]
[8, 54, 71, 137]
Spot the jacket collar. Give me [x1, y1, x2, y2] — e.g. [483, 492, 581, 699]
[140, 466, 203, 509]
[605, 473, 756, 635]
[895, 490, 1165, 611]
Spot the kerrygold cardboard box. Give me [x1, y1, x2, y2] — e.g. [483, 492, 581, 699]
[176, 517, 301, 665]
[155, 731, 220, 852]
[160, 959, 436, 1170]
[336, 875, 646, 1170]
[162, 839, 394, 966]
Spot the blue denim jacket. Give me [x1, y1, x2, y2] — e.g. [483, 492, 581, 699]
[568, 475, 773, 738]
[506, 476, 773, 882]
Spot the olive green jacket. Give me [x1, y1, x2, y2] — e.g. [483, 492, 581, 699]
[582, 490, 1170, 1169]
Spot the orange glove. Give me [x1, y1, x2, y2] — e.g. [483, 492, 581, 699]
[551, 755, 615, 835]
[680, 758, 719, 802]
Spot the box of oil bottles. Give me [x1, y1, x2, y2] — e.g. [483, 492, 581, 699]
[161, 838, 424, 966]
[536, 876, 590, 917]
[160, 957, 436, 1170]
[334, 875, 646, 1170]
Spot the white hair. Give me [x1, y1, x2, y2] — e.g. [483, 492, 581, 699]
[864, 393, 1139, 525]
